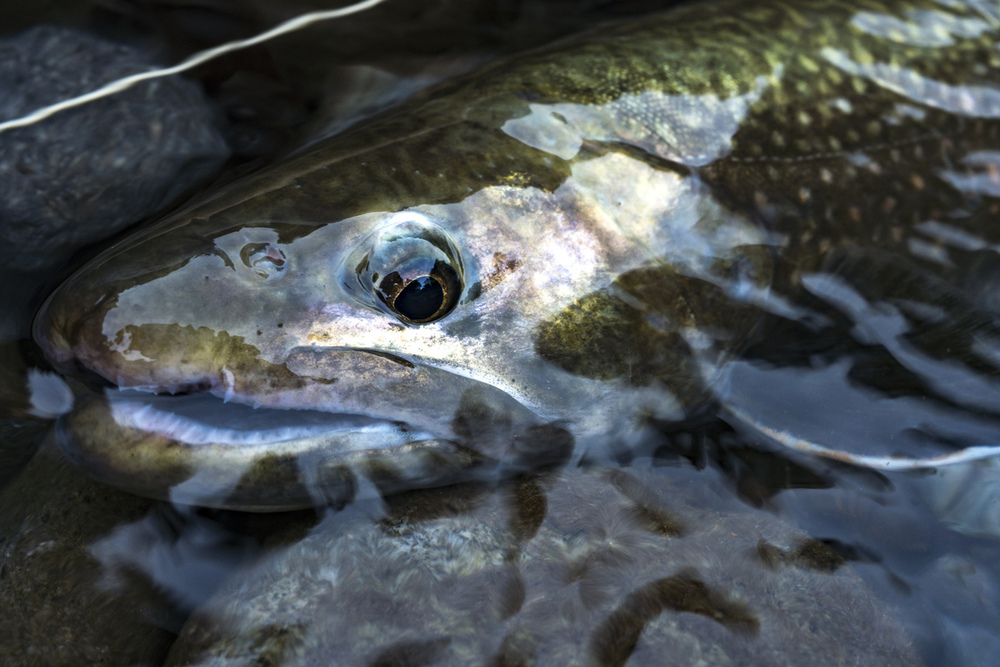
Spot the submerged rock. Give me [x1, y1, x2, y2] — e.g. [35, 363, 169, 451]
[167, 465, 918, 666]
[0, 26, 230, 271]
[0, 418, 47, 489]
[0, 440, 175, 667]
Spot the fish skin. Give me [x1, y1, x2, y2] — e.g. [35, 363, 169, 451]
[34, 0, 1000, 509]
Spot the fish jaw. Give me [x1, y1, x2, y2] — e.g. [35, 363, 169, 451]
[41, 328, 518, 511]
[57, 385, 571, 512]
[37, 268, 575, 510]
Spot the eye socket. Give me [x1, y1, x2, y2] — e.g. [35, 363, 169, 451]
[342, 213, 466, 325]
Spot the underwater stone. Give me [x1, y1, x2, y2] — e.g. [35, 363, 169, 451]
[0, 441, 174, 667]
[166, 466, 919, 666]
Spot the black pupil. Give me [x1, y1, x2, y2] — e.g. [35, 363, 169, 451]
[394, 276, 444, 321]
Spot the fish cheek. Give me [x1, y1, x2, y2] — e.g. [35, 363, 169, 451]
[533, 263, 765, 408]
[450, 389, 574, 468]
[103, 323, 314, 392]
[534, 286, 700, 395]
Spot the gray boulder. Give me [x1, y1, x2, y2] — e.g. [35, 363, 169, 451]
[0, 26, 230, 271]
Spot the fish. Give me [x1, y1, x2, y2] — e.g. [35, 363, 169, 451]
[33, 0, 1000, 510]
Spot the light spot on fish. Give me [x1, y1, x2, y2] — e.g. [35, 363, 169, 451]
[830, 97, 853, 114]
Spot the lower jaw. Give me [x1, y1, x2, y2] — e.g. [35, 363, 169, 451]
[56, 389, 485, 512]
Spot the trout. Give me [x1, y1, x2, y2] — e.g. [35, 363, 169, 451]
[35, 0, 1000, 509]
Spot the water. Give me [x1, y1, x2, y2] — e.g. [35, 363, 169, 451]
[3, 1, 1000, 665]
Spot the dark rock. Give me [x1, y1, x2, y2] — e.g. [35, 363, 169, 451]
[0, 26, 230, 271]
[0, 441, 176, 666]
[0, 418, 47, 489]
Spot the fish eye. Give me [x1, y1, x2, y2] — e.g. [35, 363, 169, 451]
[377, 259, 461, 323]
[342, 213, 465, 325]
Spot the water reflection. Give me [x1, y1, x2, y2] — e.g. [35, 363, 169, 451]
[11, 411, 999, 664]
[5, 0, 1000, 665]
[162, 464, 915, 666]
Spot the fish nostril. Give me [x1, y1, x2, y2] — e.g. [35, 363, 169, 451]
[240, 242, 287, 279]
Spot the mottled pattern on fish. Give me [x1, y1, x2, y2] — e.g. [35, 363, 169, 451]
[34, 0, 1000, 508]
[73, 0, 1000, 239]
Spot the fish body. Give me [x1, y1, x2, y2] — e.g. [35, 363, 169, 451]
[35, 0, 1000, 509]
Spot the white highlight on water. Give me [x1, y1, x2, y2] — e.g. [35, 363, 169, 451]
[0, 0, 388, 135]
[26, 368, 74, 418]
[727, 404, 1000, 470]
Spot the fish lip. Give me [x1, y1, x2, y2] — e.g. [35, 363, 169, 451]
[100, 388, 437, 448]
[38, 339, 437, 446]
[50, 351, 567, 510]
[56, 386, 483, 511]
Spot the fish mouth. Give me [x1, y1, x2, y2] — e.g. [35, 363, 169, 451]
[52, 353, 571, 511]
[105, 388, 433, 448]
[38, 277, 569, 511]
[57, 384, 487, 512]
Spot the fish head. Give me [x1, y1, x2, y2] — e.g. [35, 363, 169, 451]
[34, 105, 771, 510]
